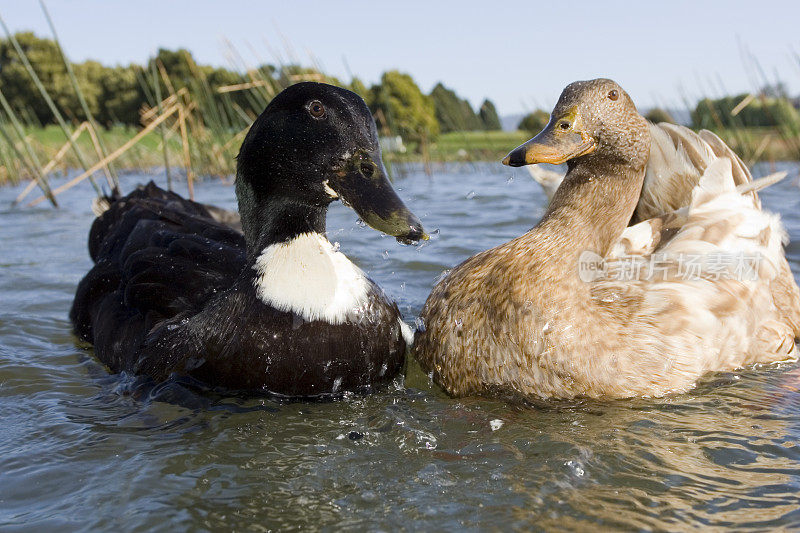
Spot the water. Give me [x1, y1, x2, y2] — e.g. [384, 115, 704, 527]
[2, 162, 800, 531]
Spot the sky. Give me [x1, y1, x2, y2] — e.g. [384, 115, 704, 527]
[0, 0, 799, 117]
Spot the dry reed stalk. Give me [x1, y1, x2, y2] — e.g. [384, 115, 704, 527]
[178, 105, 194, 200]
[140, 89, 189, 123]
[0, 89, 57, 206]
[13, 121, 89, 205]
[216, 80, 273, 94]
[28, 105, 180, 206]
[85, 122, 116, 188]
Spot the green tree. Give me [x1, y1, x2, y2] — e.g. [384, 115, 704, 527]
[479, 99, 501, 130]
[0, 32, 74, 124]
[348, 77, 371, 107]
[370, 71, 439, 145]
[430, 82, 481, 132]
[94, 65, 145, 126]
[692, 94, 800, 130]
[518, 109, 550, 133]
[149, 48, 196, 89]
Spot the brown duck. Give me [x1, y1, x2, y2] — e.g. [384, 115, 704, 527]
[413, 78, 800, 400]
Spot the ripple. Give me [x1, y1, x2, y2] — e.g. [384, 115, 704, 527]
[1, 165, 800, 530]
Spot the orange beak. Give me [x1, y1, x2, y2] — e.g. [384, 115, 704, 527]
[503, 116, 596, 166]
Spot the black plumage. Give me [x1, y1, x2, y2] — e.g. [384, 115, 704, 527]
[70, 82, 425, 397]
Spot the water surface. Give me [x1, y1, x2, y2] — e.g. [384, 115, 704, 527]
[2, 162, 800, 530]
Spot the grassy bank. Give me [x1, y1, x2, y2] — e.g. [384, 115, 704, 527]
[3, 125, 799, 194]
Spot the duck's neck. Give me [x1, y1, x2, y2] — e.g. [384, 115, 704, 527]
[240, 197, 328, 260]
[534, 156, 645, 260]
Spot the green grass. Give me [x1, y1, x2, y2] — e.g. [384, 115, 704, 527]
[5, 125, 799, 190]
[385, 130, 531, 163]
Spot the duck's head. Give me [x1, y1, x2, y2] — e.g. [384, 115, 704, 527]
[236, 82, 426, 245]
[503, 78, 649, 169]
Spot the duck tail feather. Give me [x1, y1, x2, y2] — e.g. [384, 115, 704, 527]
[735, 171, 788, 196]
[690, 158, 736, 207]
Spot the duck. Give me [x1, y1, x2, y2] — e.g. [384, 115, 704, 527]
[71, 82, 426, 398]
[413, 78, 800, 400]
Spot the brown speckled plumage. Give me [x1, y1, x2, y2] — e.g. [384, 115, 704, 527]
[414, 79, 800, 400]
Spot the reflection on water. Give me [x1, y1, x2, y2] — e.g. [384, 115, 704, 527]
[1, 162, 799, 530]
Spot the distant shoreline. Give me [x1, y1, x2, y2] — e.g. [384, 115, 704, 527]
[3, 126, 798, 190]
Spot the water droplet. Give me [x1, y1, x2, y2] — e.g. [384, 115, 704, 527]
[399, 282, 406, 291]
[465, 191, 476, 200]
[490, 419, 504, 431]
[415, 317, 426, 332]
[382, 250, 390, 260]
[434, 269, 451, 284]
[331, 241, 340, 252]
[566, 460, 585, 477]
[332, 377, 343, 393]
[506, 175, 514, 184]
[356, 218, 366, 228]
[455, 317, 463, 328]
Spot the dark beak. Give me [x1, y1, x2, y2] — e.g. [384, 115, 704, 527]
[330, 152, 427, 244]
[502, 116, 596, 167]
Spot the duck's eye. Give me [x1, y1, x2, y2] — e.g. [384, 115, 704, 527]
[559, 121, 570, 130]
[608, 90, 619, 101]
[359, 161, 375, 178]
[308, 100, 326, 119]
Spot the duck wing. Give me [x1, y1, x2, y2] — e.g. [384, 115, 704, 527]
[632, 123, 757, 222]
[597, 157, 799, 388]
[71, 182, 247, 372]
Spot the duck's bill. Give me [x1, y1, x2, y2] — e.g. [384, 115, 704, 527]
[502, 122, 596, 166]
[330, 155, 427, 244]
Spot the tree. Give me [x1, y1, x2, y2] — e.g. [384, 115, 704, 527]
[348, 77, 371, 107]
[692, 94, 800, 129]
[370, 71, 439, 145]
[0, 32, 74, 124]
[149, 48, 197, 89]
[430, 82, 480, 132]
[518, 110, 550, 133]
[94, 65, 145, 126]
[479, 99, 501, 130]
[645, 107, 675, 124]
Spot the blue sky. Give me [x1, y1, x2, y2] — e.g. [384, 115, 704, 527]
[1, 0, 799, 116]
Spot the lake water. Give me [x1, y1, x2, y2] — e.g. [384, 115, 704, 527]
[2, 162, 800, 531]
